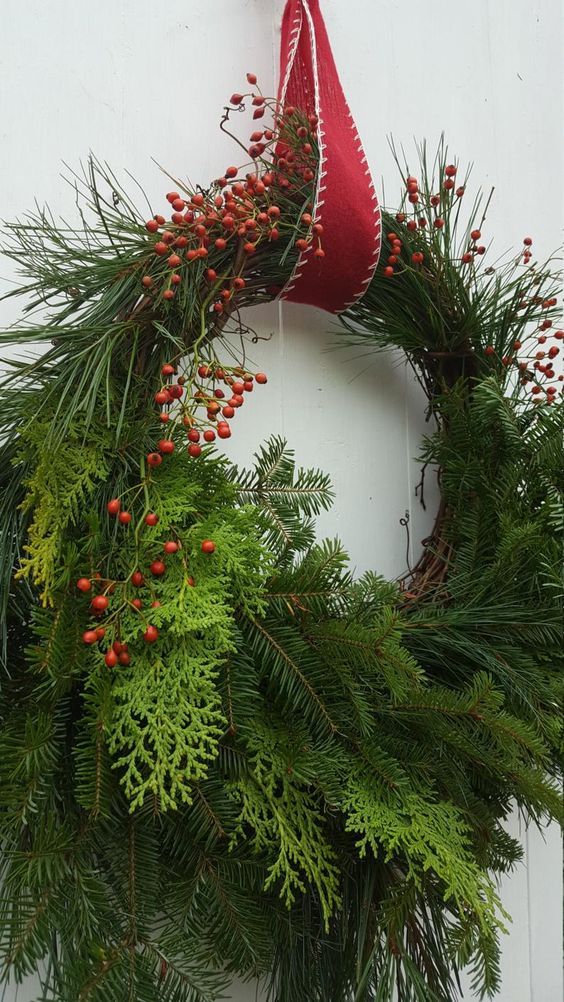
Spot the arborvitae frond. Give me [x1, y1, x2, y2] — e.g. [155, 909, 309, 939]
[231, 723, 341, 928]
[16, 425, 110, 605]
[109, 641, 225, 811]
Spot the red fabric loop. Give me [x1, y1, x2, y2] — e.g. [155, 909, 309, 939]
[277, 0, 381, 314]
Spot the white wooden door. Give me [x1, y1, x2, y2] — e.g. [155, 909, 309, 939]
[0, 2, 561, 999]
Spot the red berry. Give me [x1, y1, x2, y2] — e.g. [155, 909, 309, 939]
[163, 541, 179, 554]
[144, 512, 159, 526]
[154, 241, 168, 255]
[82, 630, 98, 645]
[132, 571, 145, 587]
[383, 266, 394, 277]
[406, 220, 417, 232]
[222, 405, 235, 418]
[523, 237, 533, 246]
[232, 381, 245, 395]
[187, 429, 200, 443]
[201, 540, 216, 554]
[142, 276, 153, 288]
[255, 372, 267, 385]
[159, 439, 175, 454]
[485, 346, 495, 356]
[433, 218, 445, 229]
[163, 290, 175, 301]
[470, 229, 481, 241]
[461, 252, 473, 264]
[230, 93, 244, 105]
[203, 429, 216, 442]
[445, 164, 457, 177]
[168, 384, 183, 400]
[247, 72, 257, 85]
[95, 627, 105, 641]
[217, 424, 231, 440]
[187, 576, 195, 587]
[171, 198, 185, 212]
[144, 625, 159, 643]
[443, 179, 455, 191]
[77, 577, 91, 592]
[411, 252, 424, 265]
[91, 595, 109, 612]
[161, 365, 175, 378]
[155, 390, 170, 406]
[166, 192, 181, 204]
[146, 219, 159, 233]
[147, 452, 163, 468]
[150, 560, 166, 576]
[107, 499, 121, 516]
[118, 651, 131, 666]
[132, 598, 143, 610]
[118, 511, 132, 525]
[105, 649, 118, 668]
[188, 443, 202, 457]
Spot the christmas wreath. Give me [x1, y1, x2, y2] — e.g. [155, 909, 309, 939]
[0, 7, 562, 1002]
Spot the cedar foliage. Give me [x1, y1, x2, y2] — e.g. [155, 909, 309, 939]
[0, 103, 562, 1002]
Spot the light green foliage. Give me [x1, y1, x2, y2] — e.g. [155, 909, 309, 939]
[109, 642, 225, 811]
[342, 775, 505, 931]
[16, 421, 110, 604]
[231, 723, 342, 927]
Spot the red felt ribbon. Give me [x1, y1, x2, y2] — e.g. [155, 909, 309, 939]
[277, 0, 382, 314]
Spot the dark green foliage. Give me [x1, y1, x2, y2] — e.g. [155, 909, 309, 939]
[0, 138, 562, 1002]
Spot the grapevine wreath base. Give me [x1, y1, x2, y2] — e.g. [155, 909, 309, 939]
[0, 77, 562, 1002]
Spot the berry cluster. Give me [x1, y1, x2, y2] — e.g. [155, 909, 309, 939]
[484, 291, 562, 405]
[139, 73, 319, 307]
[153, 360, 268, 460]
[75, 347, 270, 667]
[522, 236, 533, 265]
[77, 505, 217, 668]
[382, 165, 467, 277]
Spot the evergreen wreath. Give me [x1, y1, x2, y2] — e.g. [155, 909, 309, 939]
[0, 74, 562, 1002]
